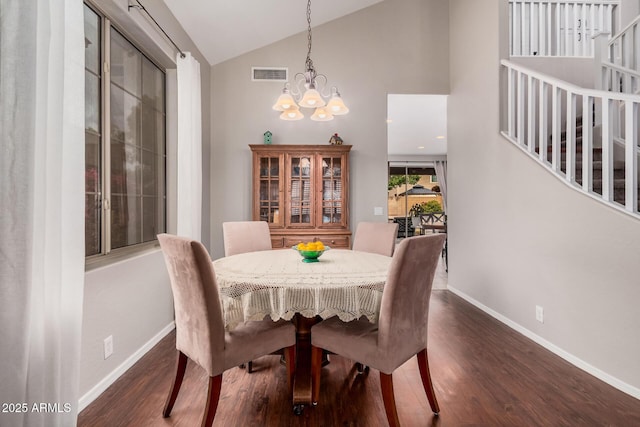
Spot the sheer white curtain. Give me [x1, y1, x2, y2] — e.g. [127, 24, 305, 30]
[434, 160, 448, 212]
[0, 0, 85, 426]
[176, 53, 202, 240]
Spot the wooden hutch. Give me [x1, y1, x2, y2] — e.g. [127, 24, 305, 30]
[250, 144, 351, 249]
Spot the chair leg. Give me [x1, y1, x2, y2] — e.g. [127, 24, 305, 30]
[201, 374, 222, 427]
[380, 372, 401, 427]
[417, 349, 440, 415]
[163, 351, 188, 418]
[284, 345, 296, 397]
[311, 345, 323, 405]
[239, 360, 254, 373]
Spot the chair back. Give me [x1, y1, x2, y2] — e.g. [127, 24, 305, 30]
[222, 221, 272, 256]
[377, 234, 446, 356]
[158, 234, 225, 376]
[352, 221, 399, 256]
[392, 216, 414, 238]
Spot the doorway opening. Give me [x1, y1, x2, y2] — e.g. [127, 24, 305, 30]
[388, 162, 443, 239]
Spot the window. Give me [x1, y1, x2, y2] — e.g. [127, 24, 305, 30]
[84, 3, 166, 258]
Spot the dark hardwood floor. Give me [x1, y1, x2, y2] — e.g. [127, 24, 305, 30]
[78, 291, 640, 426]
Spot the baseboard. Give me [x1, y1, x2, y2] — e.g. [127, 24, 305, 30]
[78, 321, 176, 412]
[447, 285, 640, 400]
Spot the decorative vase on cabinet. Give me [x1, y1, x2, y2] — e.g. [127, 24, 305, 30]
[250, 144, 352, 249]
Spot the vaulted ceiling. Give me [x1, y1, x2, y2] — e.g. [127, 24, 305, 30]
[162, 0, 383, 65]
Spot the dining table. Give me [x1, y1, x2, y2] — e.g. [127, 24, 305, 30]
[212, 247, 392, 414]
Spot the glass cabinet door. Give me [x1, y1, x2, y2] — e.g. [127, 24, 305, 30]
[320, 156, 344, 225]
[258, 156, 282, 225]
[288, 155, 313, 226]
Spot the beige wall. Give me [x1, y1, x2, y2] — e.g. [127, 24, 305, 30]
[449, 0, 640, 394]
[209, 0, 450, 259]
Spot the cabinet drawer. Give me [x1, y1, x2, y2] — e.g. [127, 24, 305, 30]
[270, 237, 285, 249]
[283, 235, 350, 249]
[321, 235, 350, 248]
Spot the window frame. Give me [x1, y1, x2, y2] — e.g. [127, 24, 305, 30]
[84, 1, 167, 267]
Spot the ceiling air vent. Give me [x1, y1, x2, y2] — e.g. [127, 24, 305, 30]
[252, 67, 288, 82]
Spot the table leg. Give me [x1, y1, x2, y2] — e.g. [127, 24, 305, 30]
[292, 314, 319, 414]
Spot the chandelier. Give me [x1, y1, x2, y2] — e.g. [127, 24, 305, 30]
[272, 0, 349, 121]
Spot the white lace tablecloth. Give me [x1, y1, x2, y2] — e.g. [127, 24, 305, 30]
[212, 249, 391, 329]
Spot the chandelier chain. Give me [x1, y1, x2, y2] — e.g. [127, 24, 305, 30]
[305, 0, 314, 73]
[273, 0, 348, 120]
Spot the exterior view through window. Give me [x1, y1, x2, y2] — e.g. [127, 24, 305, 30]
[388, 164, 443, 239]
[84, 3, 166, 258]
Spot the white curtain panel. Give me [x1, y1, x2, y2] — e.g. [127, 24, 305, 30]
[176, 53, 203, 240]
[434, 160, 448, 212]
[0, 0, 85, 426]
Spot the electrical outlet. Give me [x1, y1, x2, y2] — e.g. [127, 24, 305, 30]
[535, 305, 544, 323]
[103, 335, 114, 359]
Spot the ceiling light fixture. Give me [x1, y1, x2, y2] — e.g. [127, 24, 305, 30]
[272, 0, 349, 121]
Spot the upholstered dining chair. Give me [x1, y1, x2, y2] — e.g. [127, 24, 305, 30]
[351, 221, 399, 257]
[311, 234, 446, 427]
[158, 234, 296, 427]
[222, 220, 273, 373]
[222, 221, 272, 256]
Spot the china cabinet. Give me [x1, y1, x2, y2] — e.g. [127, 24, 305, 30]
[250, 144, 351, 248]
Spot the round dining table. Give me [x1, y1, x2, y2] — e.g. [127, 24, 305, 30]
[212, 248, 392, 413]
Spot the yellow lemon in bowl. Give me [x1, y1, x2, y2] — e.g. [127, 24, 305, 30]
[292, 240, 330, 263]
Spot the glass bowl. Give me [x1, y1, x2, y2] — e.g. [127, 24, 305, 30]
[292, 245, 330, 263]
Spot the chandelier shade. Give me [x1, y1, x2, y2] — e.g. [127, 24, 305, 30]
[273, 0, 348, 121]
[310, 107, 333, 121]
[299, 88, 326, 108]
[280, 107, 304, 121]
[272, 88, 297, 111]
[326, 88, 349, 115]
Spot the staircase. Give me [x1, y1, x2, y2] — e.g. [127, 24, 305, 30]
[501, 59, 640, 218]
[502, 2, 640, 219]
[544, 119, 640, 211]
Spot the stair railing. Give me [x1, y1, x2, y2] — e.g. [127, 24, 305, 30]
[594, 15, 640, 95]
[509, 0, 619, 57]
[501, 59, 640, 216]
[599, 61, 640, 94]
[607, 14, 640, 72]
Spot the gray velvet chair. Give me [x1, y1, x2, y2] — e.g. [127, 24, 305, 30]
[352, 221, 399, 256]
[158, 234, 296, 427]
[311, 234, 446, 426]
[222, 221, 272, 256]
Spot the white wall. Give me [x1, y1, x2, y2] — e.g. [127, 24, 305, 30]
[79, 0, 211, 408]
[209, 0, 450, 259]
[448, 0, 640, 396]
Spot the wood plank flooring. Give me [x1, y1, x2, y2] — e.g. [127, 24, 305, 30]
[78, 291, 640, 426]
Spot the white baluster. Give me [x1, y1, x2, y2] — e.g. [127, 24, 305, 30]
[625, 101, 638, 212]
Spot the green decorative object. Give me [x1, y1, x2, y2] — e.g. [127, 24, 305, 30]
[263, 130, 273, 144]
